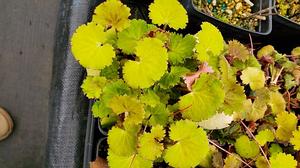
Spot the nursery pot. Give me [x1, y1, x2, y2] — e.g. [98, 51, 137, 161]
[273, 14, 300, 31]
[181, 0, 273, 39]
[83, 102, 97, 168]
[272, 0, 300, 37]
[83, 105, 112, 168]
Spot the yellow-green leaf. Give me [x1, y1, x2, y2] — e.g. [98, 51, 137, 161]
[93, 0, 131, 31]
[149, 0, 188, 30]
[179, 74, 225, 121]
[117, 19, 155, 54]
[241, 67, 265, 90]
[255, 129, 275, 146]
[195, 22, 224, 70]
[290, 126, 300, 151]
[107, 126, 137, 156]
[108, 151, 152, 168]
[164, 120, 209, 168]
[138, 126, 165, 160]
[275, 111, 298, 141]
[228, 40, 250, 62]
[109, 96, 145, 125]
[81, 76, 106, 99]
[234, 135, 260, 159]
[268, 91, 286, 114]
[123, 38, 168, 88]
[270, 153, 297, 168]
[71, 23, 115, 69]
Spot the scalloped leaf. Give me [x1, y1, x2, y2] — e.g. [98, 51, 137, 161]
[291, 47, 300, 57]
[159, 66, 190, 89]
[228, 40, 250, 62]
[223, 84, 247, 115]
[245, 87, 270, 122]
[290, 126, 300, 150]
[92, 100, 117, 128]
[164, 120, 209, 168]
[195, 22, 224, 70]
[284, 74, 297, 90]
[268, 91, 286, 114]
[107, 126, 138, 156]
[108, 96, 145, 125]
[234, 135, 260, 159]
[269, 143, 283, 156]
[123, 38, 168, 88]
[232, 54, 261, 70]
[255, 155, 269, 168]
[255, 129, 275, 146]
[71, 23, 116, 69]
[168, 33, 196, 64]
[140, 90, 161, 108]
[179, 74, 225, 121]
[100, 59, 119, 80]
[246, 100, 267, 122]
[241, 67, 265, 90]
[257, 45, 275, 59]
[102, 80, 131, 104]
[270, 153, 297, 168]
[138, 126, 165, 160]
[275, 111, 298, 141]
[219, 57, 248, 115]
[81, 76, 107, 99]
[146, 104, 170, 126]
[219, 56, 236, 87]
[93, 0, 131, 31]
[117, 19, 155, 54]
[224, 154, 242, 168]
[148, 0, 188, 30]
[92, 100, 112, 118]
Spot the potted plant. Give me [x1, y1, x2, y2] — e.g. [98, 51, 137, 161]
[181, 0, 273, 37]
[71, 0, 300, 167]
[273, 0, 300, 30]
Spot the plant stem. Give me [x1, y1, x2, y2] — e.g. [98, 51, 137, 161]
[252, 6, 276, 15]
[172, 104, 192, 116]
[271, 67, 284, 85]
[242, 155, 259, 168]
[208, 139, 253, 168]
[240, 121, 271, 168]
[129, 153, 137, 168]
[163, 24, 167, 31]
[248, 34, 254, 56]
[244, 6, 276, 19]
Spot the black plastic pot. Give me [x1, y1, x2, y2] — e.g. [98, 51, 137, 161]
[83, 105, 111, 168]
[181, 0, 273, 38]
[273, 15, 300, 30]
[83, 102, 97, 168]
[272, 0, 300, 33]
[262, 0, 300, 53]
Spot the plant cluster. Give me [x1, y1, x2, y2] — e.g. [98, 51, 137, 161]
[277, 0, 300, 23]
[71, 0, 300, 167]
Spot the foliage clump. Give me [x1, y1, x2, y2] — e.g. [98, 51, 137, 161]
[71, 0, 300, 167]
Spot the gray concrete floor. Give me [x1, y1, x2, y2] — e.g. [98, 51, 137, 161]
[0, 0, 60, 167]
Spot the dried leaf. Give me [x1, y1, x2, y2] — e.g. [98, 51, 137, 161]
[90, 157, 109, 168]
